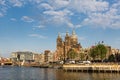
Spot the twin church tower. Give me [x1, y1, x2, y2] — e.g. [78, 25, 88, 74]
[55, 30, 82, 61]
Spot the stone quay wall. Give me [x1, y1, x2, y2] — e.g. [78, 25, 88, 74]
[63, 63, 120, 73]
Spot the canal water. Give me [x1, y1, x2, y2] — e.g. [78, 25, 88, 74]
[0, 66, 120, 80]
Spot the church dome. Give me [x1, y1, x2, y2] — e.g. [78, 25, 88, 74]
[71, 30, 77, 39]
[66, 31, 69, 37]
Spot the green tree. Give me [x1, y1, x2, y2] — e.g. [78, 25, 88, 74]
[89, 44, 107, 61]
[108, 54, 115, 62]
[67, 49, 77, 60]
[79, 53, 85, 60]
[89, 48, 98, 60]
[96, 44, 107, 61]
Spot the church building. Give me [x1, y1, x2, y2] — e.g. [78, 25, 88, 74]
[54, 30, 82, 61]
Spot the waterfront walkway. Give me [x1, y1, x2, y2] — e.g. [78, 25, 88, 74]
[63, 63, 120, 73]
[0, 62, 12, 66]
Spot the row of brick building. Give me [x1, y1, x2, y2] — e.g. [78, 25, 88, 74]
[11, 50, 54, 64]
[10, 30, 120, 64]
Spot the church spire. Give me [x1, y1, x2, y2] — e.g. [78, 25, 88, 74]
[58, 32, 61, 38]
[66, 31, 69, 37]
[72, 30, 76, 35]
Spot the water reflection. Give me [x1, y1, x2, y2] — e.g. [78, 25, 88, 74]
[55, 70, 120, 80]
[0, 67, 120, 80]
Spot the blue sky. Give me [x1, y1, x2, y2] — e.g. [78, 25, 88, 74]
[0, 0, 120, 57]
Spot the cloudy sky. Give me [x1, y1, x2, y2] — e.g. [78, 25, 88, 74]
[0, 0, 120, 57]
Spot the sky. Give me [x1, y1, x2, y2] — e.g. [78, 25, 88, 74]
[0, 0, 120, 57]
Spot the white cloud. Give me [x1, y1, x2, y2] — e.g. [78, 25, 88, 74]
[29, 0, 42, 4]
[0, 0, 7, 17]
[69, 0, 109, 13]
[29, 34, 47, 39]
[40, 3, 53, 10]
[65, 21, 81, 29]
[43, 0, 120, 29]
[66, 21, 74, 28]
[0, 12, 4, 17]
[41, 0, 112, 29]
[43, 9, 74, 27]
[82, 1, 120, 29]
[0, 0, 25, 17]
[33, 25, 45, 30]
[10, 18, 17, 21]
[43, 8, 82, 29]
[0, 0, 5, 5]
[35, 25, 45, 28]
[21, 16, 34, 23]
[0, 0, 119, 29]
[111, 21, 120, 29]
[43, 9, 72, 16]
[9, 0, 24, 7]
[49, 0, 69, 10]
[75, 25, 82, 28]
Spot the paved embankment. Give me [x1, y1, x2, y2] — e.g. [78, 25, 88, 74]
[63, 63, 120, 73]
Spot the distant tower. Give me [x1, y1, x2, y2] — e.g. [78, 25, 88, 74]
[71, 30, 78, 45]
[64, 31, 71, 58]
[56, 33, 63, 60]
[57, 32, 63, 48]
[65, 31, 71, 46]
